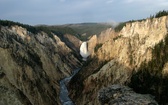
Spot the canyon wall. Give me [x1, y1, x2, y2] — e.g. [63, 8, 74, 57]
[63, 34, 82, 55]
[69, 16, 168, 105]
[0, 25, 81, 105]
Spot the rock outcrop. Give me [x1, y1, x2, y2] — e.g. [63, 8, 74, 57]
[69, 16, 168, 105]
[98, 84, 158, 105]
[0, 25, 81, 105]
[64, 34, 82, 54]
[97, 28, 116, 44]
[87, 35, 97, 56]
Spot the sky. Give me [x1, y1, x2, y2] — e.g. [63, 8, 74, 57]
[1, 0, 168, 25]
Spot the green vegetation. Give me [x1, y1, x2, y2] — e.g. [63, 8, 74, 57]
[0, 20, 57, 39]
[129, 34, 168, 104]
[0, 20, 38, 34]
[150, 10, 168, 18]
[114, 19, 145, 32]
[114, 22, 126, 32]
[115, 10, 168, 32]
[0, 20, 119, 41]
[94, 43, 103, 52]
[66, 23, 112, 41]
[155, 10, 168, 18]
[39, 25, 79, 39]
[0, 20, 78, 39]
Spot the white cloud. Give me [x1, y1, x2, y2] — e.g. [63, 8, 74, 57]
[1, 0, 168, 25]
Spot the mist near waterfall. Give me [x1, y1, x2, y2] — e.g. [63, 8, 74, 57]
[80, 42, 90, 59]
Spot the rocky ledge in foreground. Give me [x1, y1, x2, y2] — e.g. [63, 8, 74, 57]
[98, 84, 158, 105]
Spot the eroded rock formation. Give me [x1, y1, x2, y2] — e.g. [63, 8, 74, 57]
[0, 25, 81, 105]
[69, 16, 168, 105]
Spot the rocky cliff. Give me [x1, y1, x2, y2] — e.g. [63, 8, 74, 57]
[98, 84, 158, 105]
[87, 35, 97, 56]
[0, 25, 81, 105]
[62, 34, 82, 56]
[69, 16, 168, 104]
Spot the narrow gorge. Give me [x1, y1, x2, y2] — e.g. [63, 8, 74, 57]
[68, 16, 168, 105]
[0, 14, 168, 105]
[0, 24, 81, 105]
[59, 41, 89, 105]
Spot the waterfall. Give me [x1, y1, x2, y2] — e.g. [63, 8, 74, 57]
[80, 42, 90, 60]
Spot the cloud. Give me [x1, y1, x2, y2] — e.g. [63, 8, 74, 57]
[1, 0, 168, 25]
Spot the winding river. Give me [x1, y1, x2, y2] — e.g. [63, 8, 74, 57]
[59, 41, 89, 105]
[59, 68, 80, 105]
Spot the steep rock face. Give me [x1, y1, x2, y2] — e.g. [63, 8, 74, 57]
[97, 16, 168, 67]
[69, 16, 168, 105]
[97, 28, 116, 44]
[0, 25, 81, 105]
[63, 34, 82, 54]
[87, 29, 117, 57]
[87, 35, 97, 56]
[81, 60, 132, 105]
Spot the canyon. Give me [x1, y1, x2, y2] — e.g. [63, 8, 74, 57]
[0, 25, 81, 105]
[0, 15, 168, 105]
[68, 16, 168, 105]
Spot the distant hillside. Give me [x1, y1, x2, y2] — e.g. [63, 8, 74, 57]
[62, 23, 114, 41]
[0, 20, 118, 41]
[0, 19, 81, 105]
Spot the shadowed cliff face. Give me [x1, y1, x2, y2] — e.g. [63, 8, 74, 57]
[62, 34, 82, 58]
[69, 16, 168, 105]
[0, 25, 81, 105]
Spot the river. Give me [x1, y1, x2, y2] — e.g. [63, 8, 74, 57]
[59, 68, 80, 105]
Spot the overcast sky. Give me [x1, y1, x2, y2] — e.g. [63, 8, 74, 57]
[1, 0, 168, 25]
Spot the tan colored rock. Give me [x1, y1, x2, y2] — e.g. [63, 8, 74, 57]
[97, 16, 168, 68]
[64, 34, 82, 50]
[69, 16, 168, 105]
[87, 35, 97, 56]
[0, 25, 81, 105]
[81, 59, 132, 104]
[162, 62, 168, 76]
[11, 25, 30, 40]
[98, 28, 116, 44]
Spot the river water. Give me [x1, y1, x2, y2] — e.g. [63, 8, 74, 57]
[59, 68, 80, 105]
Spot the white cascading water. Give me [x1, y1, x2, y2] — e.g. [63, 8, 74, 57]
[80, 42, 90, 60]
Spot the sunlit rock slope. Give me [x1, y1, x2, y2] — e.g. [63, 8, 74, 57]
[0, 25, 81, 105]
[69, 16, 168, 105]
